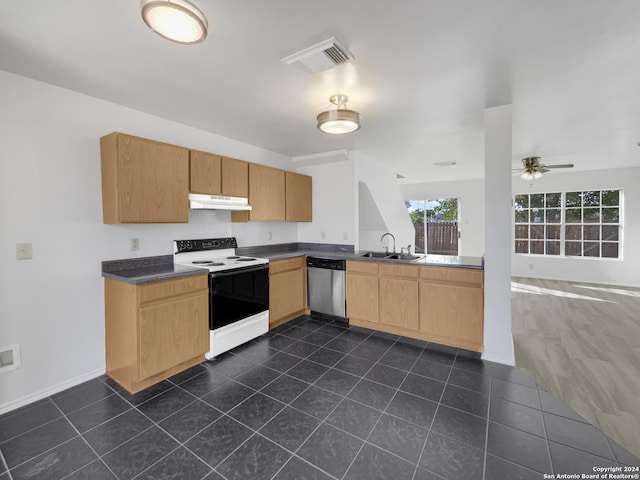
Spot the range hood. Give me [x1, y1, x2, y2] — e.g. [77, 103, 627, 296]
[189, 193, 252, 211]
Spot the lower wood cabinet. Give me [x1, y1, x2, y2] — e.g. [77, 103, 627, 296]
[346, 261, 379, 324]
[345, 260, 484, 352]
[419, 266, 484, 351]
[379, 264, 419, 332]
[105, 274, 209, 393]
[269, 256, 307, 328]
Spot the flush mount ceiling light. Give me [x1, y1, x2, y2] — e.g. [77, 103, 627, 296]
[317, 95, 361, 134]
[141, 0, 208, 44]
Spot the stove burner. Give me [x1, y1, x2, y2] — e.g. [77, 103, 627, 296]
[226, 256, 240, 259]
[237, 257, 256, 262]
[193, 260, 213, 264]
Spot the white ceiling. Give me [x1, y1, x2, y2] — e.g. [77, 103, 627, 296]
[1, 0, 640, 183]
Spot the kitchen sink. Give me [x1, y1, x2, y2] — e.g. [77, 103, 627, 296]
[357, 252, 423, 261]
[358, 251, 389, 258]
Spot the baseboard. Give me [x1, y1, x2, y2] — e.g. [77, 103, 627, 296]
[0, 367, 105, 416]
[481, 352, 515, 366]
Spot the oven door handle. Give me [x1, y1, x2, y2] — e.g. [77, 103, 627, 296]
[209, 264, 269, 279]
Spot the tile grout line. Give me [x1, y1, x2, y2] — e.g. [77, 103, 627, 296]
[411, 348, 458, 480]
[48, 400, 121, 480]
[337, 337, 427, 480]
[538, 384, 555, 476]
[0, 448, 14, 480]
[481, 375, 493, 480]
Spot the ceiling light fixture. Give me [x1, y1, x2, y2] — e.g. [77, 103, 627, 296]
[141, 0, 208, 44]
[317, 95, 361, 134]
[520, 170, 543, 181]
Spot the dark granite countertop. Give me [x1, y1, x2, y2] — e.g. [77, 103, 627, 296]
[238, 243, 484, 269]
[102, 255, 206, 285]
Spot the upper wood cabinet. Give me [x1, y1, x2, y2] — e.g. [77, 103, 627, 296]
[189, 150, 248, 197]
[232, 163, 286, 222]
[285, 172, 312, 222]
[101, 132, 189, 224]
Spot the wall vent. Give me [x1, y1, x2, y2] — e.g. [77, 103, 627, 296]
[433, 161, 457, 167]
[0, 344, 21, 374]
[282, 37, 354, 74]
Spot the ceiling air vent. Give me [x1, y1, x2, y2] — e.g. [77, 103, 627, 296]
[282, 37, 354, 74]
[433, 161, 457, 167]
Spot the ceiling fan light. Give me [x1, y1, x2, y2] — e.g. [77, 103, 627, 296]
[141, 0, 208, 44]
[317, 95, 361, 134]
[521, 171, 534, 181]
[533, 170, 543, 180]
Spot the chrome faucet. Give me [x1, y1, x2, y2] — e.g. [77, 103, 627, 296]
[380, 232, 396, 254]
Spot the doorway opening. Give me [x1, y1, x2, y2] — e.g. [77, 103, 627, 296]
[406, 198, 459, 255]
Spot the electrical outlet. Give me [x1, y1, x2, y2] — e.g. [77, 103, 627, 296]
[321, 231, 326, 240]
[529, 263, 534, 270]
[343, 232, 348, 241]
[131, 238, 140, 251]
[16, 243, 32, 260]
[0, 344, 21, 374]
[268, 232, 273, 240]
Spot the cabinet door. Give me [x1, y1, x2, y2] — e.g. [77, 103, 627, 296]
[117, 134, 189, 223]
[346, 273, 379, 323]
[222, 157, 248, 197]
[285, 172, 312, 222]
[138, 292, 209, 380]
[419, 283, 483, 350]
[190, 150, 222, 195]
[379, 277, 419, 331]
[249, 163, 286, 221]
[269, 269, 305, 326]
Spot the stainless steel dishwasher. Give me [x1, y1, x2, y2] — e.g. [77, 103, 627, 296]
[306, 257, 347, 320]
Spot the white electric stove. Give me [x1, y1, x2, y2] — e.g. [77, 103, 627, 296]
[173, 238, 269, 359]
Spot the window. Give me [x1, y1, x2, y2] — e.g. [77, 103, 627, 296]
[514, 190, 621, 259]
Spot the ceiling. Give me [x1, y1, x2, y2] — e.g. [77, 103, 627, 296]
[1, 0, 640, 183]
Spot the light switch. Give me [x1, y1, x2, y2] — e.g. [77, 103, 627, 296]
[16, 243, 33, 260]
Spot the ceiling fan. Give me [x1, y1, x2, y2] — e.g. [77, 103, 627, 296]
[514, 157, 574, 180]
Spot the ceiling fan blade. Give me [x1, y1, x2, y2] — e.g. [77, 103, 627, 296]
[543, 163, 574, 169]
[540, 168, 551, 173]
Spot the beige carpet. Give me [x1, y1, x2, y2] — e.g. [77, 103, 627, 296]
[511, 276, 640, 458]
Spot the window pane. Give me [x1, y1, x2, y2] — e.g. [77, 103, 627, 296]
[602, 208, 619, 223]
[565, 241, 582, 256]
[583, 208, 600, 223]
[566, 208, 581, 223]
[530, 241, 544, 254]
[530, 209, 544, 223]
[565, 225, 582, 240]
[583, 225, 600, 241]
[546, 208, 561, 223]
[530, 225, 544, 239]
[602, 242, 619, 258]
[601, 190, 619, 206]
[514, 195, 529, 209]
[566, 192, 581, 207]
[515, 240, 528, 254]
[602, 225, 619, 241]
[582, 191, 600, 206]
[583, 242, 600, 257]
[546, 225, 560, 240]
[515, 225, 529, 239]
[546, 241, 560, 255]
[530, 194, 544, 208]
[515, 210, 528, 223]
[545, 193, 562, 208]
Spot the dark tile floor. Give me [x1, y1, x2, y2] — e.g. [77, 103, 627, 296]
[1, 315, 638, 480]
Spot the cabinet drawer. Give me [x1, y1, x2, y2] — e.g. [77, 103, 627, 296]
[380, 264, 419, 279]
[346, 260, 379, 275]
[419, 266, 483, 286]
[139, 274, 208, 304]
[269, 256, 304, 275]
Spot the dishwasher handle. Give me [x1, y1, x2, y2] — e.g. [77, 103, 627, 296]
[306, 257, 346, 270]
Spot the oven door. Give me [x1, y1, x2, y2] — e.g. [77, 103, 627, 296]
[209, 264, 269, 330]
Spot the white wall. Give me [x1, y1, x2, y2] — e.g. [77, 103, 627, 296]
[483, 105, 515, 366]
[354, 152, 414, 252]
[400, 179, 485, 257]
[0, 70, 295, 412]
[512, 167, 640, 287]
[296, 159, 356, 246]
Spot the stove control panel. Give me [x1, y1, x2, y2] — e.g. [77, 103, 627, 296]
[174, 237, 238, 253]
